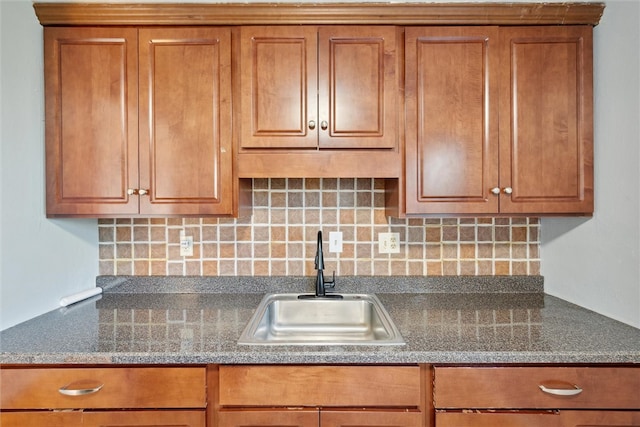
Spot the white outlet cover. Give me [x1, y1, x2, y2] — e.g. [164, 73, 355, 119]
[180, 235, 194, 256]
[329, 231, 343, 253]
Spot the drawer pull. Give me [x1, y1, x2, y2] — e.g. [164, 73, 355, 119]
[538, 384, 583, 396]
[59, 380, 104, 396]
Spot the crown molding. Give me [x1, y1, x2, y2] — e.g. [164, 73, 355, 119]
[33, 2, 605, 26]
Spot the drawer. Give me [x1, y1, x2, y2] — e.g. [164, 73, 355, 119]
[219, 365, 421, 407]
[0, 366, 207, 409]
[433, 366, 640, 409]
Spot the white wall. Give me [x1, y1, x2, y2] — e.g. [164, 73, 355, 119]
[541, 0, 640, 328]
[0, 0, 98, 330]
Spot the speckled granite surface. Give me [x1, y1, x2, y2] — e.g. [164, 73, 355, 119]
[1, 276, 639, 365]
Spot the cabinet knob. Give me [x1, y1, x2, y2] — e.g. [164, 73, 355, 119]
[320, 120, 328, 130]
[503, 187, 513, 195]
[308, 120, 316, 130]
[490, 187, 501, 195]
[127, 188, 148, 196]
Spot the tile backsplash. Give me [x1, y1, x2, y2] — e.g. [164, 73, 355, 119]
[98, 178, 540, 277]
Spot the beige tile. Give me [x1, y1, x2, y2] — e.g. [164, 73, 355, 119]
[219, 260, 236, 275]
[459, 261, 476, 275]
[214, 242, 233, 259]
[150, 261, 166, 275]
[390, 260, 406, 275]
[99, 179, 543, 279]
[495, 261, 510, 275]
[442, 261, 458, 275]
[202, 261, 217, 276]
[99, 260, 114, 275]
[98, 226, 115, 243]
[253, 261, 269, 275]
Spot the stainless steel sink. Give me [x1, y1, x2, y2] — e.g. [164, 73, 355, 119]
[238, 293, 405, 346]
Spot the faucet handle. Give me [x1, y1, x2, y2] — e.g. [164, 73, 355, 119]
[324, 271, 336, 289]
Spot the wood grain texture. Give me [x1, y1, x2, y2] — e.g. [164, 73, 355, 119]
[498, 26, 594, 214]
[33, 3, 605, 27]
[405, 26, 499, 215]
[138, 27, 234, 216]
[219, 365, 421, 407]
[44, 27, 139, 216]
[0, 366, 207, 409]
[433, 366, 640, 410]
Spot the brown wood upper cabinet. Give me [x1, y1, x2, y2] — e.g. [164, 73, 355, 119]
[405, 26, 594, 215]
[236, 26, 401, 178]
[45, 27, 234, 217]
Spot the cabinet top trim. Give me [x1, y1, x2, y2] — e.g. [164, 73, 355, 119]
[33, 2, 604, 27]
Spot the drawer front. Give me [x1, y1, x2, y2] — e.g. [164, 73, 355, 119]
[0, 367, 207, 409]
[219, 365, 421, 407]
[0, 410, 206, 427]
[434, 367, 640, 409]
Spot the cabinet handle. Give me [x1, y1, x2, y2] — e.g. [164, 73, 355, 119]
[320, 120, 328, 130]
[309, 120, 316, 130]
[127, 188, 137, 195]
[138, 189, 149, 196]
[490, 187, 501, 195]
[59, 381, 104, 396]
[503, 187, 513, 195]
[538, 384, 583, 396]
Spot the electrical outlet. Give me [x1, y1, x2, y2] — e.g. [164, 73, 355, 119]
[180, 233, 194, 257]
[378, 232, 400, 254]
[329, 231, 343, 253]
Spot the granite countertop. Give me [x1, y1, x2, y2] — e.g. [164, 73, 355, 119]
[1, 276, 639, 365]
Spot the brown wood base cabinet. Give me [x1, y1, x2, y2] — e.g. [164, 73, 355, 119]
[217, 365, 424, 427]
[433, 366, 640, 427]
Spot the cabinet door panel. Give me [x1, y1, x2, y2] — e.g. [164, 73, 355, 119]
[436, 412, 562, 427]
[318, 26, 398, 149]
[323, 410, 423, 427]
[219, 409, 318, 427]
[405, 27, 499, 214]
[499, 26, 593, 214]
[83, 410, 206, 426]
[239, 26, 318, 149]
[436, 411, 640, 427]
[0, 411, 83, 427]
[560, 411, 640, 427]
[138, 27, 233, 215]
[44, 27, 139, 216]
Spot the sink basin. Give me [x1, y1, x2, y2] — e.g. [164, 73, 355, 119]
[238, 293, 405, 345]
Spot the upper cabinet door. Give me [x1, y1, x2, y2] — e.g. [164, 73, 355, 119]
[138, 27, 233, 216]
[498, 26, 594, 214]
[44, 27, 139, 217]
[238, 26, 398, 151]
[239, 26, 318, 149]
[318, 26, 398, 150]
[405, 27, 499, 215]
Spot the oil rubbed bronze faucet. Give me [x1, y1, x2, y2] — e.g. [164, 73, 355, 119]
[299, 230, 342, 299]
